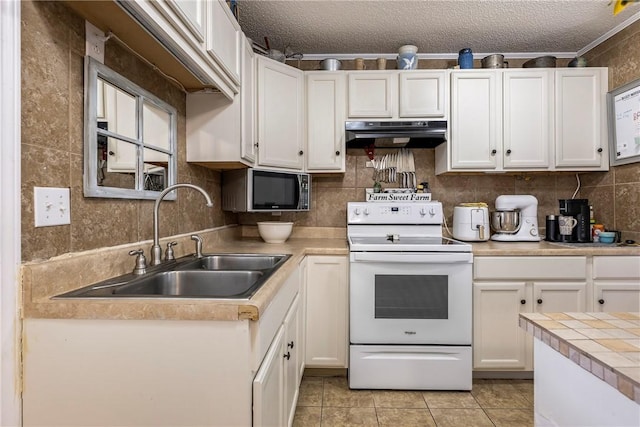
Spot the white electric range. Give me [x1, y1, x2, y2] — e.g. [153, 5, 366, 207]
[347, 201, 473, 390]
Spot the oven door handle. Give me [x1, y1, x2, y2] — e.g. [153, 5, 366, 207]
[351, 252, 472, 263]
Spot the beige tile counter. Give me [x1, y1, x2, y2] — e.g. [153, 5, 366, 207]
[22, 227, 348, 322]
[471, 240, 640, 256]
[520, 312, 640, 403]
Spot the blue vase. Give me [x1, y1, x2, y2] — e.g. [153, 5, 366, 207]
[458, 48, 473, 69]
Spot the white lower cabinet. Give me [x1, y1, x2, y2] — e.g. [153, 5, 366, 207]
[253, 325, 285, 427]
[473, 281, 531, 370]
[23, 264, 301, 427]
[473, 256, 588, 371]
[592, 256, 640, 312]
[305, 255, 349, 368]
[253, 295, 301, 427]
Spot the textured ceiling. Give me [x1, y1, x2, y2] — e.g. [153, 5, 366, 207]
[237, 0, 640, 58]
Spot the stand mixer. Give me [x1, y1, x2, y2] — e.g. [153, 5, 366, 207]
[490, 195, 541, 241]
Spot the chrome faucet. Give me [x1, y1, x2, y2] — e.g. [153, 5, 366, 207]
[151, 184, 213, 266]
[191, 234, 203, 258]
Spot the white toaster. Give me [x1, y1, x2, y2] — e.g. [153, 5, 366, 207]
[452, 205, 490, 242]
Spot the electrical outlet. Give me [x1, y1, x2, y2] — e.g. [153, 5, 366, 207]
[85, 21, 105, 63]
[34, 187, 71, 227]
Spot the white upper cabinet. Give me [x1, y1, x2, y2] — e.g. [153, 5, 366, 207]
[399, 71, 447, 118]
[186, 33, 254, 168]
[555, 68, 608, 170]
[240, 34, 257, 164]
[449, 70, 501, 170]
[348, 72, 396, 118]
[347, 71, 446, 119]
[120, 0, 239, 98]
[503, 70, 554, 169]
[165, 0, 206, 43]
[206, 0, 241, 85]
[437, 68, 608, 174]
[306, 72, 346, 172]
[257, 56, 305, 170]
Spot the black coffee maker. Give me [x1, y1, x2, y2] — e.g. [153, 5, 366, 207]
[558, 199, 591, 242]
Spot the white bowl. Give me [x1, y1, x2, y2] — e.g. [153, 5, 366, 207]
[257, 222, 294, 244]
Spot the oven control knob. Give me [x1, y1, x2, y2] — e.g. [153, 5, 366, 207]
[429, 208, 436, 217]
[363, 208, 370, 216]
[419, 208, 426, 216]
[354, 208, 361, 216]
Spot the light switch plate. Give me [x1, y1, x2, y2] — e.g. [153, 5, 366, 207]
[34, 187, 71, 227]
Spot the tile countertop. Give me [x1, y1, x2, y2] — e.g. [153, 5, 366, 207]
[519, 312, 640, 403]
[21, 233, 639, 323]
[471, 240, 640, 256]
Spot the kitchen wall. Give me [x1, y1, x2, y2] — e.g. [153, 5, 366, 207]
[20, 1, 236, 262]
[581, 20, 640, 243]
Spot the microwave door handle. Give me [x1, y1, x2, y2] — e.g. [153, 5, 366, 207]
[296, 175, 302, 208]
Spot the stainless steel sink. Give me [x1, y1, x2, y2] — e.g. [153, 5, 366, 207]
[176, 254, 288, 271]
[54, 253, 291, 299]
[113, 270, 264, 298]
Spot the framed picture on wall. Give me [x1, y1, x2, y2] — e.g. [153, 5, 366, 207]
[607, 77, 640, 166]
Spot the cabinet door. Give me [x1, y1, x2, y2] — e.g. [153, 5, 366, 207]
[533, 281, 586, 312]
[399, 71, 446, 118]
[503, 70, 553, 169]
[257, 57, 305, 169]
[450, 71, 501, 169]
[473, 281, 530, 369]
[164, 0, 205, 43]
[555, 69, 608, 169]
[240, 34, 256, 164]
[206, 0, 240, 85]
[283, 296, 300, 427]
[593, 282, 640, 312]
[305, 256, 349, 367]
[347, 72, 396, 118]
[253, 326, 285, 427]
[298, 258, 308, 380]
[306, 72, 346, 171]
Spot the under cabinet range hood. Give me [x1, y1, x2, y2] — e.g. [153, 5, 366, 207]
[345, 120, 447, 148]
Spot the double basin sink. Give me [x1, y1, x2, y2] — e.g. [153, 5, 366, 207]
[55, 254, 291, 300]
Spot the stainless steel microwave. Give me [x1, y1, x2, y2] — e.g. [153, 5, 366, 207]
[222, 169, 311, 212]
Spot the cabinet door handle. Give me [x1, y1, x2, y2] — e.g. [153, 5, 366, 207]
[298, 150, 304, 156]
[617, 151, 621, 156]
[597, 148, 603, 153]
[598, 299, 605, 304]
[537, 298, 543, 304]
[520, 299, 526, 305]
[336, 150, 341, 156]
[506, 149, 512, 155]
[491, 149, 497, 155]
[283, 351, 291, 360]
[287, 341, 294, 349]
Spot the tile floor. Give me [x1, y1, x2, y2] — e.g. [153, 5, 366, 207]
[293, 376, 534, 427]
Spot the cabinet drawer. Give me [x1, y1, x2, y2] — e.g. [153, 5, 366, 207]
[593, 256, 640, 279]
[474, 256, 586, 280]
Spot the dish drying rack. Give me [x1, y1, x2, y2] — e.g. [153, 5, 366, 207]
[371, 148, 416, 188]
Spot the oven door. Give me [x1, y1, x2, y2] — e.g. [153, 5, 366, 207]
[350, 251, 472, 345]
